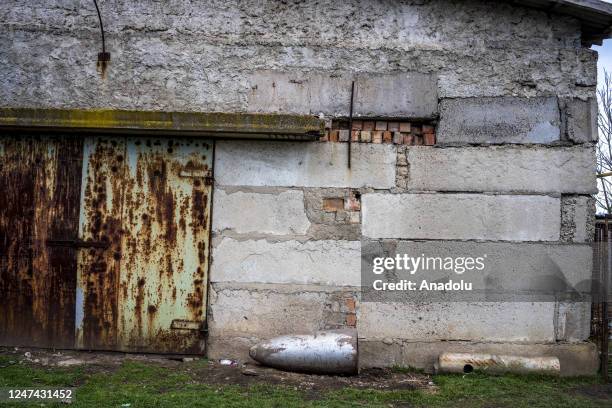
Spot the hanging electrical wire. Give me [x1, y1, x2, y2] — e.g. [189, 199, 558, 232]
[93, 0, 110, 75]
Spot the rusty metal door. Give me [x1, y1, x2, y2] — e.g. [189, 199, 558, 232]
[0, 135, 83, 348]
[75, 136, 213, 353]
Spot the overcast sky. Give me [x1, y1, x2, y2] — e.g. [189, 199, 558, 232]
[593, 0, 612, 82]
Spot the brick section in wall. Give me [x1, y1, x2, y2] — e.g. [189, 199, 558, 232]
[323, 292, 358, 330]
[318, 190, 361, 225]
[321, 120, 436, 145]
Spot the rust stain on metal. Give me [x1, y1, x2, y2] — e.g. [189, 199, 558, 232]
[2, 134, 212, 354]
[114, 137, 212, 353]
[0, 135, 82, 348]
[77, 137, 125, 349]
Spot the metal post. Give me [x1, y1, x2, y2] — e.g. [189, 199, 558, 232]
[348, 81, 355, 169]
[604, 238, 610, 382]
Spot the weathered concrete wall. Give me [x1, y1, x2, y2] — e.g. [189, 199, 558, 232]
[360, 302, 557, 342]
[0, 0, 599, 374]
[209, 166, 363, 360]
[362, 193, 561, 241]
[247, 71, 438, 118]
[0, 0, 596, 112]
[210, 137, 596, 374]
[403, 146, 596, 194]
[393, 241, 593, 290]
[215, 141, 396, 188]
[212, 238, 360, 286]
[563, 98, 599, 143]
[213, 190, 311, 235]
[437, 97, 561, 145]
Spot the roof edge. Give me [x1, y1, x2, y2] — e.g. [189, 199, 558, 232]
[509, 0, 612, 45]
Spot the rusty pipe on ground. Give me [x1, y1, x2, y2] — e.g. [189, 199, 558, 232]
[434, 352, 560, 376]
[249, 329, 358, 375]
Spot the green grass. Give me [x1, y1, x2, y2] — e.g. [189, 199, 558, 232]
[0, 355, 608, 407]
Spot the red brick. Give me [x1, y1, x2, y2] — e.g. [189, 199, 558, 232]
[388, 122, 400, 132]
[372, 130, 383, 144]
[360, 131, 372, 143]
[423, 124, 435, 134]
[346, 313, 357, 327]
[345, 298, 356, 312]
[322, 198, 344, 212]
[399, 122, 411, 132]
[375, 121, 388, 131]
[401, 132, 413, 145]
[352, 120, 363, 130]
[424, 132, 436, 145]
[363, 121, 375, 131]
[383, 131, 393, 143]
[329, 130, 340, 142]
[351, 130, 360, 142]
[345, 193, 361, 211]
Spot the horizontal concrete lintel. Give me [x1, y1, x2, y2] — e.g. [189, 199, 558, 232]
[0, 108, 324, 140]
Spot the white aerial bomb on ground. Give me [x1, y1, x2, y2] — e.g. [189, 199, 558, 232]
[249, 329, 358, 375]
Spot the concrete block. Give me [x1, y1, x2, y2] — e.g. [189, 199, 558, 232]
[359, 302, 556, 342]
[565, 97, 598, 143]
[556, 302, 591, 342]
[211, 238, 361, 286]
[437, 97, 561, 144]
[247, 71, 438, 118]
[207, 282, 358, 339]
[362, 193, 560, 241]
[208, 284, 330, 338]
[213, 189, 310, 235]
[561, 195, 596, 242]
[389, 241, 593, 298]
[215, 141, 396, 188]
[358, 340, 598, 376]
[207, 335, 260, 362]
[405, 146, 596, 194]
